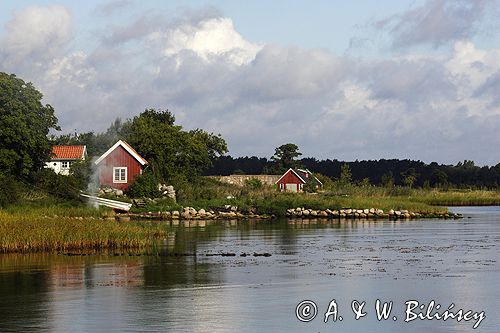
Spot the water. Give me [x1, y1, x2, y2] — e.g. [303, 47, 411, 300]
[0, 206, 498, 332]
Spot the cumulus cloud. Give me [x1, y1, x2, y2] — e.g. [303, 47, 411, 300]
[375, 0, 498, 49]
[154, 17, 262, 66]
[1, 5, 499, 165]
[0, 5, 72, 67]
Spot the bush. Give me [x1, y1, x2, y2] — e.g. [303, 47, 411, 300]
[244, 178, 263, 189]
[0, 173, 20, 207]
[34, 169, 81, 201]
[69, 159, 93, 190]
[127, 173, 161, 198]
[174, 176, 239, 204]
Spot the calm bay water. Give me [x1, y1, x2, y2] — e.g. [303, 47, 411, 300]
[0, 206, 498, 332]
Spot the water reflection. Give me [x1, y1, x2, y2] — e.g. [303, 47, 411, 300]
[0, 208, 498, 332]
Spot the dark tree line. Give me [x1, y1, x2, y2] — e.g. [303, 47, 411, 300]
[205, 156, 500, 188]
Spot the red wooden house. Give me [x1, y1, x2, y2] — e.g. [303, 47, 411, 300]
[275, 168, 323, 192]
[94, 140, 148, 190]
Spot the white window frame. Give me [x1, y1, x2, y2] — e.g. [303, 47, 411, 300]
[113, 167, 127, 183]
[61, 161, 70, 169]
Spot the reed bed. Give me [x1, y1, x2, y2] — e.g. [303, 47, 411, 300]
[410, 189, 500, 206]
[0, 210, 168, 253]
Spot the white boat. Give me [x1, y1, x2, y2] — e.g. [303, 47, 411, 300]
[80, 193, 132, 211]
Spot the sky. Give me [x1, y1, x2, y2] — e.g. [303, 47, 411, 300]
[1, 0, 500, 166]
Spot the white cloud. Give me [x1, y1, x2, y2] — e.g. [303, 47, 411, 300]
[0, 5, 499, 165]
[158, 17, 262, 66]
[375, 0, 498, 49]
[0, 5, 72, 67]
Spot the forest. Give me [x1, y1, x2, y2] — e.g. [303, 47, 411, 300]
[205, 155, 500, 188]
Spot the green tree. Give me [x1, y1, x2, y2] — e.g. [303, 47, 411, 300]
[270, 143, 302, 173]
[125, 109, 227, 181]
[401, 168, 418, 188]
[381, 171, 394, 187]
[0, 72, 59, 179]
[338, 163, 352, 187]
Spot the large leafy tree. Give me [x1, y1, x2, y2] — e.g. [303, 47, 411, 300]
[0, 73, 59, 179]
[124, 109, 227, 181]
[269, 143, 302, 173]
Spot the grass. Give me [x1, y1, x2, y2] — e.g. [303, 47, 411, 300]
[172, 182, 500, 216]
[0, 210, 168, 253]
[1, 182, 498, 253]
[411, 188, 500, 206]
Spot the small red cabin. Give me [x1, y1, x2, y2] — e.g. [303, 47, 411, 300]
[275, 168, 323, 192]
[94, 140, 148, 190]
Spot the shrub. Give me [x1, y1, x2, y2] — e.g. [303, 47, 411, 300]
[244, 178, 263, 189]
[127, 172, 161, 198]
[174, 176, 239, 204]
[0, 173, 20, 207]
[34, 169, 81, 201]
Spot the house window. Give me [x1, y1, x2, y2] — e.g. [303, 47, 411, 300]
[61, 161, 70, 169]
[279, 183, 284, 190]
[113, 167, 127, 183]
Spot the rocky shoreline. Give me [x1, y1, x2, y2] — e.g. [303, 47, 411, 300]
[118, 206, 461, 221]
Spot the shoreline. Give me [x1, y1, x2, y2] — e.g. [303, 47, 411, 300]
[120, 206, 461, 221]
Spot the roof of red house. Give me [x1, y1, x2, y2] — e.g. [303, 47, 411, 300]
[51, 145, 86, 160]
[275, 168, 323, 185]
[94, 140, 148, 166]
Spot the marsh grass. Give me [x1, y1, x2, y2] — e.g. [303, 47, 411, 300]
[0, 210, 168, 253]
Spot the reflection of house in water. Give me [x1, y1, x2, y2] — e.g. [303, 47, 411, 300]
[49, 263, 85, 288]
[49, 259, 144, 289]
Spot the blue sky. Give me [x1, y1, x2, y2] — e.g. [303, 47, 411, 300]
[1, 0, 499, 165]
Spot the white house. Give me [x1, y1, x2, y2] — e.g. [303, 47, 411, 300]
[45, 145, 87, 175]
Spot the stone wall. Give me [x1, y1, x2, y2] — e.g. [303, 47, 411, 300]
[207, 175, 280, 187]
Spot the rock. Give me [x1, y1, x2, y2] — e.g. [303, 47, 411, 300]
[395, 211, 402, 216]
[172, 210, 180, 216]
[189, 208, 197, 215]
[357, 209, 364, 214]
[359, 213, 367, 218]
[114, 189, 123, 196]
[198, 209, 206, 216]
[296, 207, 302, 212]
[369, 208, 375, 214]
[332, 210, 339, 216]
[319, 211, 328, 217]
[363, 209, 369, 214]
[376, 209, 384, 215]
[345, 209, 352, 214]
[389, 209, 395, 215]
[230, 205, 238, 212]
[401, 210, 409, 214]
[310, 210, 318, 216]
[166, 185, 174, 192]
[302, 210, 310, 216]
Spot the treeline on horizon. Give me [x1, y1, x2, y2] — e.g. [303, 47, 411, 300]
[205, 156, 500, 188]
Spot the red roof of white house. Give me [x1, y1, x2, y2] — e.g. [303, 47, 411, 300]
[51, 145, 86, 160]
[94, 140, 148, 166]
